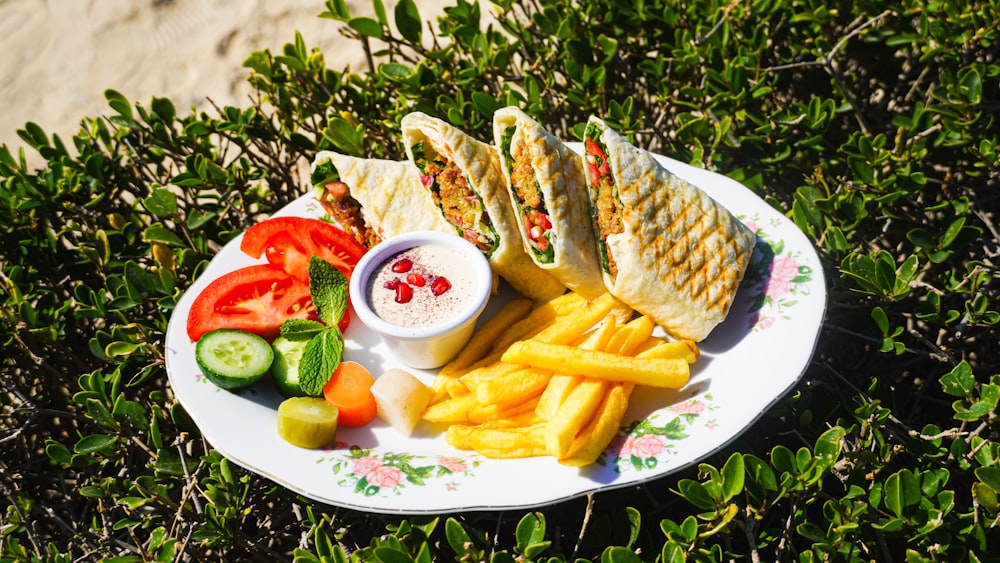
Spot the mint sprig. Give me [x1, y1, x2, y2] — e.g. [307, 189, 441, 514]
[309, 256, 348, 326]
[282, 256, 350, 397]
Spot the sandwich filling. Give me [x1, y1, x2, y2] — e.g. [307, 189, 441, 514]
[584, 123, 622, 278]
[310, 160, 382, 248]
[499, 125, 555, 263]
[411, 141, 499, 256]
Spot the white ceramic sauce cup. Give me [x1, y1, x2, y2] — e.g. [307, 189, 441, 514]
[349, 231, 494, 369]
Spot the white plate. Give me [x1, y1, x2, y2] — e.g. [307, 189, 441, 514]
[164, 146, 826, 514]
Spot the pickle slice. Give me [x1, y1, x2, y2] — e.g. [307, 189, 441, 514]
[276, 397, 339, 449]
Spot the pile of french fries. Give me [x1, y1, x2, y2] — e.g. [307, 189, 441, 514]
[421, 291, 699, 466]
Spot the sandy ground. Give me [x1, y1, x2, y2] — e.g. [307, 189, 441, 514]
[0, 0, 452, 163]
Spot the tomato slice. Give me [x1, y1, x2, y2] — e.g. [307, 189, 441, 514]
[585, 138, 611, 185]
[186, 264, 315, 342]
[240, 217, 368, 281]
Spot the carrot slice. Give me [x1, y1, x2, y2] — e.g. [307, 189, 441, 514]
[323, 361, 378, 427]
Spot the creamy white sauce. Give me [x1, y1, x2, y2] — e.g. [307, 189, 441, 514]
[365, 244, 478, 328]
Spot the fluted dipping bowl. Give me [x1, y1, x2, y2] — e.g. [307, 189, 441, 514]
[349, 231, 494, 369]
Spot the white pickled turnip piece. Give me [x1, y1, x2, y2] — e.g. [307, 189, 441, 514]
[370, 368, 432, 436]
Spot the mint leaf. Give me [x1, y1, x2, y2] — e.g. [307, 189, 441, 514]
[298, 327, 344, 396]
[279, 318, 326, 341]
[309, 256, 348, 327]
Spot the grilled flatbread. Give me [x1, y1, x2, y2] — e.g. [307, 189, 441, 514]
[400, 112, 567, 302]
[493, 107, 606, 298]
[583, 117, 756, 341]
[310, 151, 453, 247]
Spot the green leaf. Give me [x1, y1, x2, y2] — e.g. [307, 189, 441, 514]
[298, 329, 344, 396]
[280, 319, 327, 341]
[940, 361, 975, 397]
[380, 62, 415, 80]
[323, 0, 350, 20]
[309, 256, 348, 326]
[143, 188, 179, 218]
[348, 17, 383, 39]
[395, 0, 422, 44]
[515, 512, 546, 553]
[75, 434, 117, 453]
[720, 453, 745, 502]
[601, 546, 643, 563]
[676, 479, 715, 510]
[143, 223, 185, 247]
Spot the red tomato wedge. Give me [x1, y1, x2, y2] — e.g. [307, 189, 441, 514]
[240, 216, 368, 281]
[584, 138, 611, 186]
[186, 264, 316, 342]
[322, 361, 378, 427]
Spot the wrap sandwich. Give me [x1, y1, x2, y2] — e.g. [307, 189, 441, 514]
[400, 112, 567, 302]
[583, 117, 756, 341]
[493, 107, 606, 298]
[310, 151, 453, 247]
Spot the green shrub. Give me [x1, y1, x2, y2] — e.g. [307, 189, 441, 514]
[2, 0, 998, 560]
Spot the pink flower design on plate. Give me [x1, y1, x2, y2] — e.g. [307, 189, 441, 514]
[439, 457, 468, 473]
[367, 465, 404, 490]
[766, 256, 800, 298]
[619, 434, 668, 459]
[352, 456, 383, 477]
[744, 220, 760, 233]
[671, 400, 706, 415]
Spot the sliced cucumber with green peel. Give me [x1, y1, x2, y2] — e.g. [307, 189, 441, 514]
[270, 336, 310, 397]
[195, 329, 273, 390]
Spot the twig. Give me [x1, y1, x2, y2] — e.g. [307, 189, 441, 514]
[763, 10, 893, 133]
[571, 493, 595, 560]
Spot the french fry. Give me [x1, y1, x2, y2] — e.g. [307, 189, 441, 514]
[421, 393, 478, 422]
[535, 317, 618, 420]
[459, 361, 523, 388]
[635, 338, 700, 362]
[446, 423, 549, 458]
[439, 297, 533, 376]
[428, 373, 457, 404]
[559, 382, 635, 466]
[445, 377, 471, 398]
[605, 314, 656, 356]
[501, 340, 690, 389]
[543, 290, 587, 315]
[545, 378, 611, 457]
[488, 297, 566, 353]
[471, 367, 552, 407]
[468, 394, 541, 425]
[531, 293, 632, 346]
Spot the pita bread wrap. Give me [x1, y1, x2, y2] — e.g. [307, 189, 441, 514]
[310, 151, 453, 247]
[583, 116, 755, 341]
[492, 107, 605, 298]
[400, 112, 566, 302]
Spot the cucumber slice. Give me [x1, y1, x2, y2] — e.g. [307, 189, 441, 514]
[277, 397, 339, 448]
[270, 336, 309, 397]
[195, 329, 273, 390]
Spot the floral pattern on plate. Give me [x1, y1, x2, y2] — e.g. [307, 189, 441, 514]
[740, 214, 817, 332]
[324, 446, 480, 497]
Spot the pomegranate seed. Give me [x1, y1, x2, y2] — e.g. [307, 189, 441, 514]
[395, 282, 413, 303]
[406, 273, 426, 287]
[431, 277, 451, 296]
[384, 278, 401, 290]
[392, 258, 413, 273]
